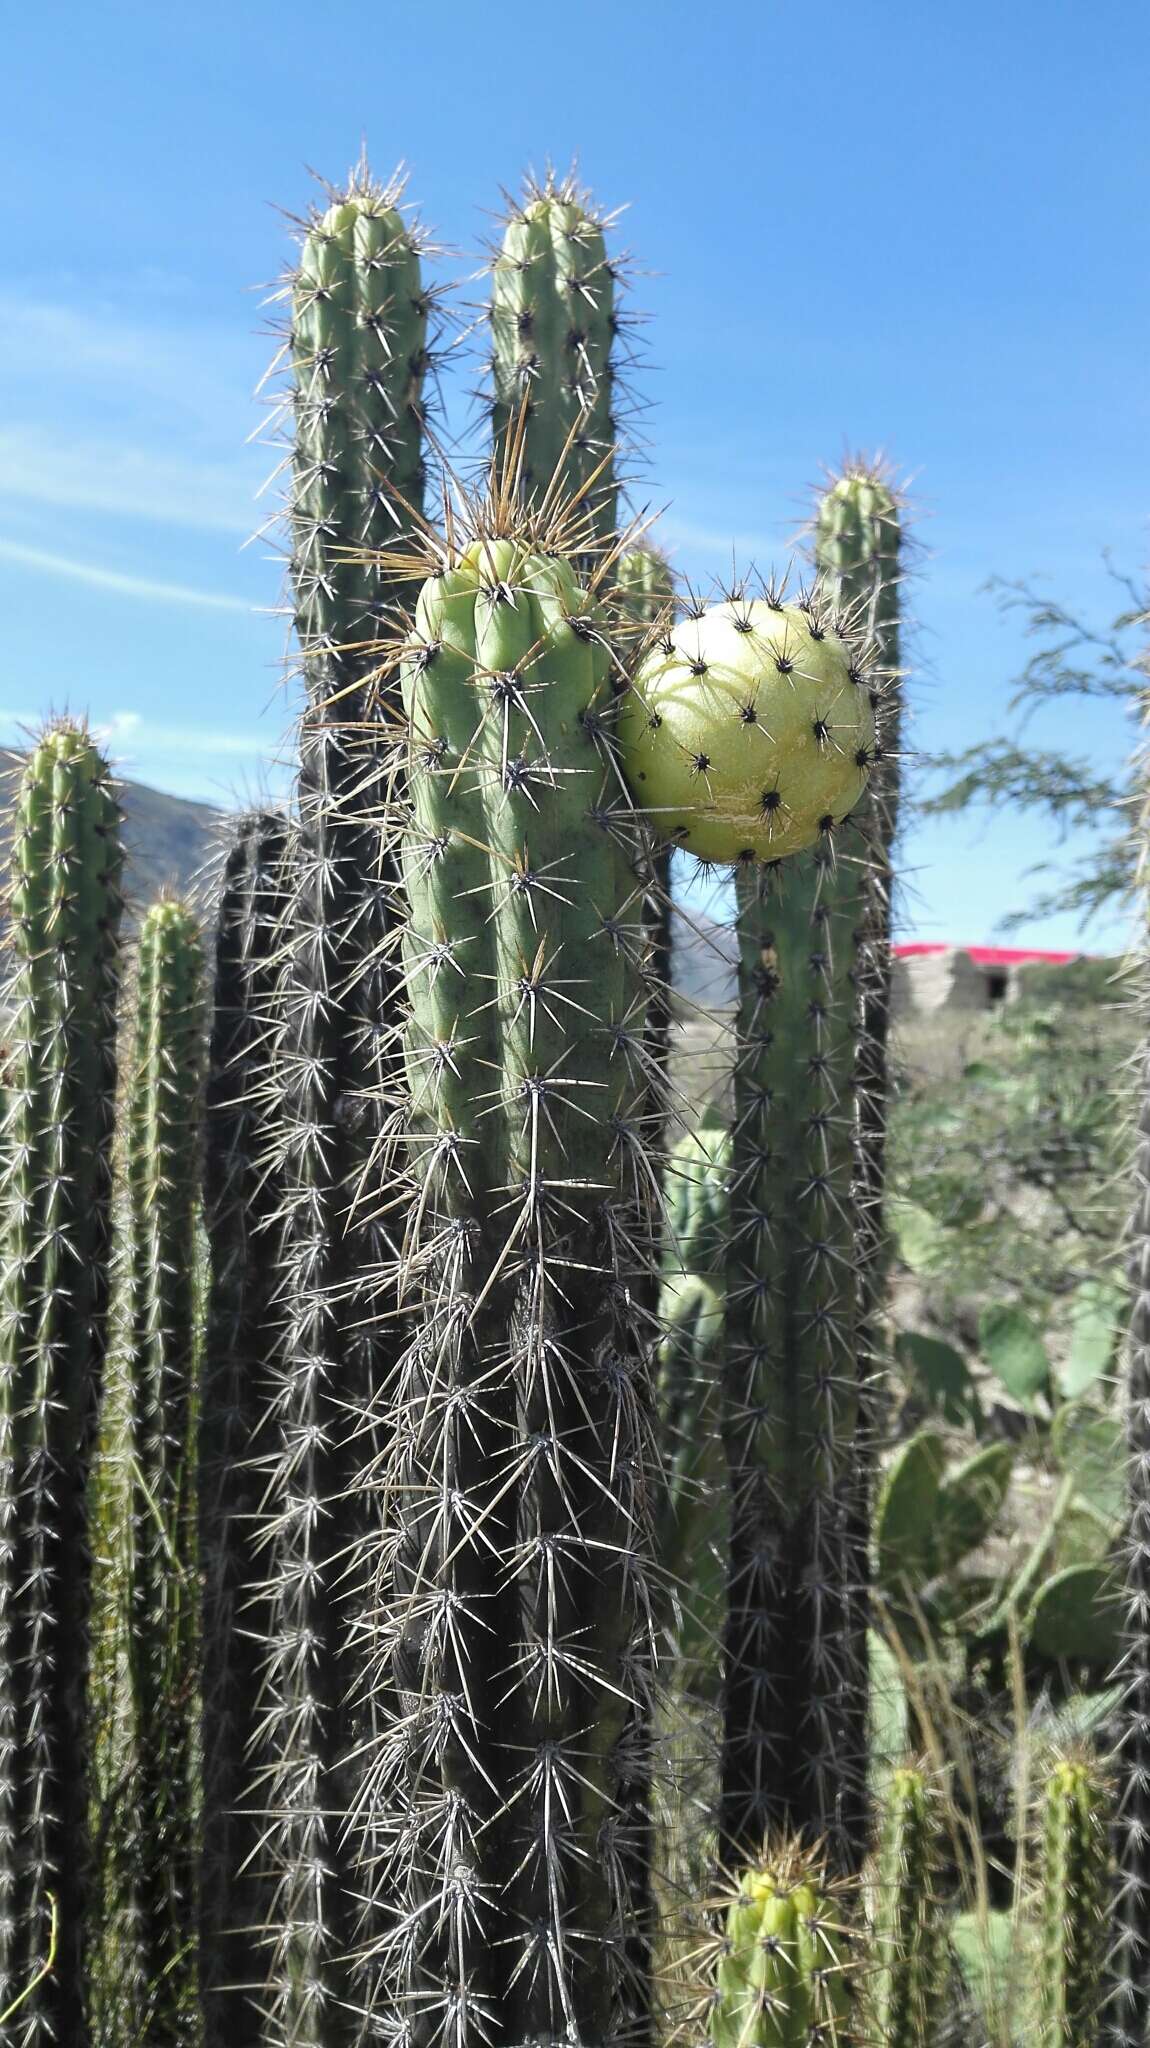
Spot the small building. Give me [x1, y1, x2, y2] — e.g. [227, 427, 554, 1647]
[892, 944, 1080, 1018]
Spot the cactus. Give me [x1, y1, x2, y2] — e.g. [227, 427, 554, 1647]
[1038, 1757, 1110, 2047]
[617, 589, 876, 863]
[124, 896, 206, 2044]
[708, 1847, 850, 2048]
[260, 162, 435, 2039]
[1110, 1032, 1150, 2043]
[360, 505, 660, 2044]
[614, 548, 678, 1122]
[870, 1765, 946, 2048]
[666, 585, 882, 1873]
[0, 724, 124, 2040]
[199, 813, 295, 2045]
[656, 1121, 732, 1678]
[489, 169, 630, 541]
[812, 464, 904, 1328]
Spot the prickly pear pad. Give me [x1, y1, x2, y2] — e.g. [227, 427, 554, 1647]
[617, 592, 876, 863]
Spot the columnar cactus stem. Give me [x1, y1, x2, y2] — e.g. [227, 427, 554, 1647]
[0, 724, 123, 2044]
[199, 814, 295, 2046]
[812, 464, 905, 1874]
[1039, 1757, 1110, 2048]
[870, 1765, 945, 2048]
[364, 511, 660, 2045]
[260, 163, 434, 2041]
[615, 548, 677, 1127]
[812, 463, 903, 1336]
[489, 170, 631, 541]
[722, 777, 869, 1873]
[707, 1846, 849, 2048]
[125, 897, 206, 2047]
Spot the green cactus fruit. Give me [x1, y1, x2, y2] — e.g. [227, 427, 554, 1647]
[490, 170, 626, 540]
[871, 1765, 946, 2048]
[370, 522, 660, 2044]
[710, 1852, 850, 2048]
[0, 723, 124, 2039]
[199, 813, 294, 2045]
[124, 897, 206, 2046]
[618, 589, 876, 864]
[1037, 1757, 1110, 2047]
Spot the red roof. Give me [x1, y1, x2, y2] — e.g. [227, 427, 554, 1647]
[894, 944, 1079, 966]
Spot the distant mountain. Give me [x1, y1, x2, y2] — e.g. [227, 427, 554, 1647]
[1, 752, 223, 915]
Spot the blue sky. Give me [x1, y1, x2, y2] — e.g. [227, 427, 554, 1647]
[5, 0, 1147, 949]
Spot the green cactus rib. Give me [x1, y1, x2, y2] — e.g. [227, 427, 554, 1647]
[615, 548, 677, 1131]
[709, 1851, 849, 2048]
[490, 170, 631, 541]
[258, 163, 434, 2042]
[871, 1765, 945, 2048]
[722, 716, 872, 1875]
[364, 528, 659, 2045]
[1039, 1758, 1110, 2047]
[813, 464, 903, 1328]
[199, 814, 295, 2047]
[0, 725, 124, 2043]
[124, 897, 205, 2046]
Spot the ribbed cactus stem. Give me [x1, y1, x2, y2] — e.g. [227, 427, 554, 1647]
[0, 724, 123, 2043]
[1111, 1017, 1150, 2044]
[367, 521, 659, 2044]
[872, 1765, 945, 2048]
[125, 897, 205, 2046]
[199, 815, 295, 2045]
[615, 547, 677, 1125]
[709, 1848, 849, 2048]
[813, 464, 903, 1334]
[1039, 1757, 1110, 2047]
[490, 170, 628, 540]
[722, 820, 868, 1873]
[261, 163, 433, 2040]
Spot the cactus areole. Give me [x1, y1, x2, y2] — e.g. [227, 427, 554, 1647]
[617, 595, 876, 863]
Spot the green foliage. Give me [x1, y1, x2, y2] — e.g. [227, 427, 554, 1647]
[0, 724, 124, 2039]
[922, 568, 1146, 927]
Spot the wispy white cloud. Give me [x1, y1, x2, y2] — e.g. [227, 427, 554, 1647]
[0, 428, 256, 535]
[0, 537, 253, 612]
[93, 710, 272, 759]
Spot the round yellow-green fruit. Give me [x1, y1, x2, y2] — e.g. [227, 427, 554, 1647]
[616, 597, 876, 863]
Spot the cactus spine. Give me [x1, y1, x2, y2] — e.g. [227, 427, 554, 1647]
[263, 163, 432, 2039]
[370, 513, 659, 2044]
[0, 725, 123, 2041]
[199, 814, 295, 2045]
[721, 586, 876, 1872]
[615, 548, 678, 1123]
[490, 170, 628, 539]
[1038, 1758, 1110, 2047]
[812, 464, 903, 1338]
[870, 1766, 945, 2048]
[124, 897, 205, 2044]
[709, 1848, 849, 2048]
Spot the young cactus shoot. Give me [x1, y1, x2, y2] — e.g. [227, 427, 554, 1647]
[617, 588, 877, 863]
